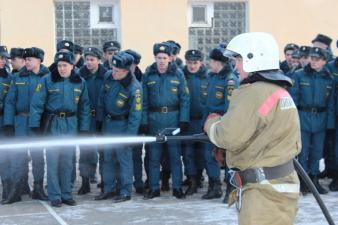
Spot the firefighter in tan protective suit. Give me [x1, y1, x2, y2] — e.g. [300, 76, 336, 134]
[204, 32, 301, 225]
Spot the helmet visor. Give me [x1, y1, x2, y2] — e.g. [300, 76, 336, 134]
[223, 49, 240, 59]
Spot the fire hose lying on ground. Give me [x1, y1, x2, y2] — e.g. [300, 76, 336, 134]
[0, 129, 335, 225]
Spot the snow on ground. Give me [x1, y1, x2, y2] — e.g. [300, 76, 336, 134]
[0, 177, 337, 225]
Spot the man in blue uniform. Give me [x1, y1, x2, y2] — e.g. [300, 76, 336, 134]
[10, 48, 25, 73]
[3, 47, 49, 204]
[182, 49, 208, 195]
[0, 46, 12, 204]
[102, 41, 121, 70]
[125, 49, 147, 194]
[74, 44, 84, 68]
[203, 48, 239, 201]
[141, 42, 190, 199]
[29, 51, 90, 207]
[293, 47, 335, 194]
[299, 46, 311, 68]
[280, 43, 299, 74]
[96, 51, 142, 203]
[77, 47, 107, 195]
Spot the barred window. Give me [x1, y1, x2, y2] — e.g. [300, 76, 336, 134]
[188, 1, 248, 60]
[54, 1, 119, 51]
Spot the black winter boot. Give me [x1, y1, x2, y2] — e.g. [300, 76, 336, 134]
[32, 181, 48, 200]
[329, 174, 338, 192]
[1, 179, 11, 204]
[161, 171, 170, 192]
[78, 177, 91, 195]
[223, 180, 234, 204]
[202, 178, 223, 199]
[173, 188, 186, 199]
[2, 180, 22, 204]
[185, 176, 197, 195]
[310, 175, 328, 194]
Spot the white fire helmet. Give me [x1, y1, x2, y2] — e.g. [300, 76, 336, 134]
[223, 32, 280, 73]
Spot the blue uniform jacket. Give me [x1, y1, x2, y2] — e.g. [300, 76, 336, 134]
[328, 58, 338, 117]
[141, 62, 190, 126]
[183, 65, 208, 119]
[29, 69, 90, 134]
[79, 64, 107, 132]
[0, 68, 12, 128]
[293, 64, 335, 132]
[205, 63, 239, 119]
[4, 65, 49, 128]
[97, 71, 142, 135]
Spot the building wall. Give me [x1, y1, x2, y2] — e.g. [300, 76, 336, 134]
[119, 0, 188, 69]
[0, 0, 55, 65]
[249, 0, 338, 57]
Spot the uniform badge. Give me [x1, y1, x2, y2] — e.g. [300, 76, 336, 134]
[135, 89, 141, 111]
[159, 46, 165, 51]
[116, 99, 125, 107]
[171, 87, 178, 93]
[65, 42, 70, 47]
[75, 96, 80, 104]
[111, 43, 114, 46]
[58, 54, 64, 59]
[35, 84, 42, 93]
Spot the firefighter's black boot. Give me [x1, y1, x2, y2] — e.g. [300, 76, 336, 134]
[223, 180, 234, 204]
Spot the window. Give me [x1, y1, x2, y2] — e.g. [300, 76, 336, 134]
[54, 1, 120, 50]
[90, 0, 119, 29]
[192, 6, 207, 23]
[99, 6, 114, 23]
[188, 2, 213, 27]
[188, 1, 248, 60]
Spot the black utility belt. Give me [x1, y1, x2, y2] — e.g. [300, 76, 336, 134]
[190, 115, 203, 120]
[47, 111, 76, 118]
[16, 112, 29, 116]
[232, 160, 294, 186]
[106, 113, 128, 120]
[298, 106, 326, 113]
[149, 106, 178, 113]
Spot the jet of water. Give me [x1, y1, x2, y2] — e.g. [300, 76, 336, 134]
[0, 135, 157, 151]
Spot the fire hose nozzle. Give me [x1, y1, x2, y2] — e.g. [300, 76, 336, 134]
[156, 134, 167, 143]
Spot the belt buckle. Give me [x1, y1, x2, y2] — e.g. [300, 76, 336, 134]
[59, 112, 66, 118]
[161, 107, 168, 113]
[311, 108, 317, 113]
[254, 168, 266, 183]
[91, 109, 96, 117]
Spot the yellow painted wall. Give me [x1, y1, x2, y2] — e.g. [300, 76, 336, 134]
[119, 0, 188, 70]
[249, 0, 338, 58]
[0, 0, 55, 65]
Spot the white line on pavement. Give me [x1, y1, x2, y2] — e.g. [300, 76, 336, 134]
[0, 212, 49, 218]
[40, 201, 69, 225]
